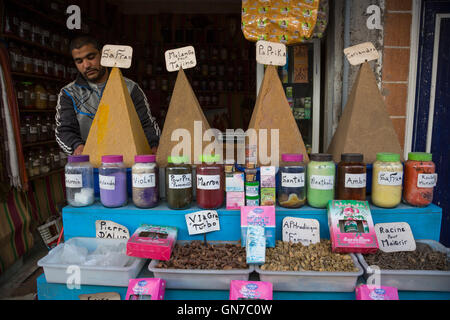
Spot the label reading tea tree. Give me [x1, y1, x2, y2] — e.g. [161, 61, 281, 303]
[99, 175, 116, 190]
[281, 172, 305, 188]
[168, 174, 192, 189]
[345, 173, 367, 188]
[417, 174, 437, 188]
[132, 173, 156, 188]
[309, 175, 334, 190]
[378, 172, 403, 186]
[197, 175, 220, 190]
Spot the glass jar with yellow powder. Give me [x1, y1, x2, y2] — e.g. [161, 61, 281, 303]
[371, 153, 403, 208]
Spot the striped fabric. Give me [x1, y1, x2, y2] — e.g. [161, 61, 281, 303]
[0, 171, 66, 274]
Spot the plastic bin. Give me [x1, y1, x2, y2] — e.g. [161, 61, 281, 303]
[356, 239, 450, 291]
[255, 254, 363, 292]
[148, 241, 254, 290]
[37, 237, 145, 287]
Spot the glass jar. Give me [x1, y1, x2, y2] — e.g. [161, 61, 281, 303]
[99, 155, 128, 208]
[33, 50, 44, 75]
[165, 156, 193, 210]
[27, 116, 38, 143]
[22, 47, 33, 74]
[9, 42, 23, 72]
[371, 152, 403, 208]
[34, 83, 48, 109]
[41, 28, 50, 47]
[65, 155, 95, 207]
[38, 148, 50, 174]
[31, 151, 41, 176]
[35, 115, 43, 141]
[22, 82, 33, 109]
[16, 81, 25, 108]
[196, 155, 224, 209]
[51, 147, 60, 170]
[46, 55, 55, 77]
[50, 33, 61, 51]
[132, 155, 159, 208]
[403, 152, 436, 207]
[278, 153, 306, 208]
[306, 153, 335, 208]
[31, 24, 42, 44]
[59, 151, 67, 167]
[46, 85, 57, 108]
[19, 17, 32, 41]
[336, 153, 367, 201]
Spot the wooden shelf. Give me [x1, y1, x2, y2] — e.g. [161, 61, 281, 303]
[23, 140, 58, 148]
[1, 34, 71, 58]
[19, 108, 56, 113]
[6, 0, 67, 29]
[11, 71, 68, 83]
[29, 168, 64, 181]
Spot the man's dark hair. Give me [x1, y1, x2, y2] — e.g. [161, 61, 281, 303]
[69, 35, 102, 52]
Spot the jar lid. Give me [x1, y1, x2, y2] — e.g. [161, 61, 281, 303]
[135, 155, 156, 163]
[408, 152, 432, 162]
[282, 153, 303, 162]
[341, 153, 364, 162]
[68, 155, 89, 163]
[376, 152, 400, 162]
[102, 155, 123, 163]
[310, 153, 333, 162]
[168, 155, 189, 164]
[199, 154, 221, 163]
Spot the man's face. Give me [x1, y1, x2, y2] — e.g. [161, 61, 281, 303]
[72, 44, 106, 83]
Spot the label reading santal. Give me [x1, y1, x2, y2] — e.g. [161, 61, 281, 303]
[345, 173, 367, 188]
[65, 174, 82, 188]
[378, 171, 403, 186]
[132, 173, 156, 188]
[281, 172, 305, 188]
[417, 173, 437, 188]
[99, 175, 116, 190]
[197, 174, 220, 190]
[169, 174, 192, 189]
[309, 175, 334, 190]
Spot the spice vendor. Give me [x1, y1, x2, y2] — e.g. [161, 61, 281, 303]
[55, 35, 161, 155]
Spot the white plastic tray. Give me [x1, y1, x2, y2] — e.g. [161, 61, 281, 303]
[255, 254, 363, 292]
[148, 241, 254, 290]
[37, 237, 145, 287]
[357, 239, 450, 291]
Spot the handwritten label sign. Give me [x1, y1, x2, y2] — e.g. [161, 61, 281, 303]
[79, 292, 121, 300]
[185, 210, 220, 235]
[165, 46, 197, 72]
[375, 222, 416, 252]
[344, 42, 379, 65]
[96, 220, 130, 239]
[256, 40, 287, 66]
[282, 217, 320, 246]
[101, 45, 133, 68]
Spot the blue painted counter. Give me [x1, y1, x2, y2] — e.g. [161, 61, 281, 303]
[36, 201, 447, 300]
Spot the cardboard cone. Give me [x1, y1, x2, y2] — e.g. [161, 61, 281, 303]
[83, 67, 152, 167]
[327, 62, 404, 163]
[156, 68, 212, 167]
[248, 65, 309, 166]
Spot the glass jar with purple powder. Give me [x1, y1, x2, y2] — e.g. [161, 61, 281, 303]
[99, 155, 127, 208]
[132, 155, 159, 208]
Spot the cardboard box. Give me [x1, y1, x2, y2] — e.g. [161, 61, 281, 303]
[327, 62, 404, 163]
[83, 67, 152, 167]
[260, 188, 276, 206]
[229, 280, 273, 300]
[327, 200, 378, 254]
[126, 224, 177, 260]
[246, 225, 266, 265]
[241, 206, 275, 248]
[226, 172, 245, 192]
[260, 166, 276, 188]
[226, 192, 245, 210]
[247, 65, 309, 166]
[355, 285, 399, 300]
[126, 278, 166, 300]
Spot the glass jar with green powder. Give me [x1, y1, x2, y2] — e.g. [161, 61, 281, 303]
[165, 156, 193, 210]
[307, 153, 335, 208]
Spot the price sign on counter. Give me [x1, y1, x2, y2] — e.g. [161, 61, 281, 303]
[282, 217, 320, 246]
[256, 40, 287, 66]
[101, 45, 133, 68]
[375, 222, 416, 252]
[185, 210, 220, 235]
[79, 292, 121, 300]
[96, 220, 130, 239]
[165, 46, 197, 72]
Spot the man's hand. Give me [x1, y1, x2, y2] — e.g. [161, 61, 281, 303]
[73, 144, 85, 155]
[151, 146, 158, 154]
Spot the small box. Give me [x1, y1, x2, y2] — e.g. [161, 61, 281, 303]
[327, 200, 378, 254]
[260, 166, 276, 188]
[261, 188, 276, 206]
[226, 192, 245, 210]
[246, 225, 266, 265]
[246, 196, 259, 206]
[241, 206, 276, 248]
[245, 181, 259, 197]
[126, 224, 177, 260]
[229, 280, 273, 300]
[126, 278, 166, 300]
[225, 172, 244, 192]
[355, 285, 399, 300]
[245, 168, 258, 182]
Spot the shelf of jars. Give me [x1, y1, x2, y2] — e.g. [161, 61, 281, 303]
[23, 140, 58, 148]
[19, 108, 56, 113]
[11, 71, 69, 83]
[29, 168, 64, 181]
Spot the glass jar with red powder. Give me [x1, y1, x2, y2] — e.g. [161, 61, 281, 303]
[403, 152, 436, 207]
[196, 155, 224, 209]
